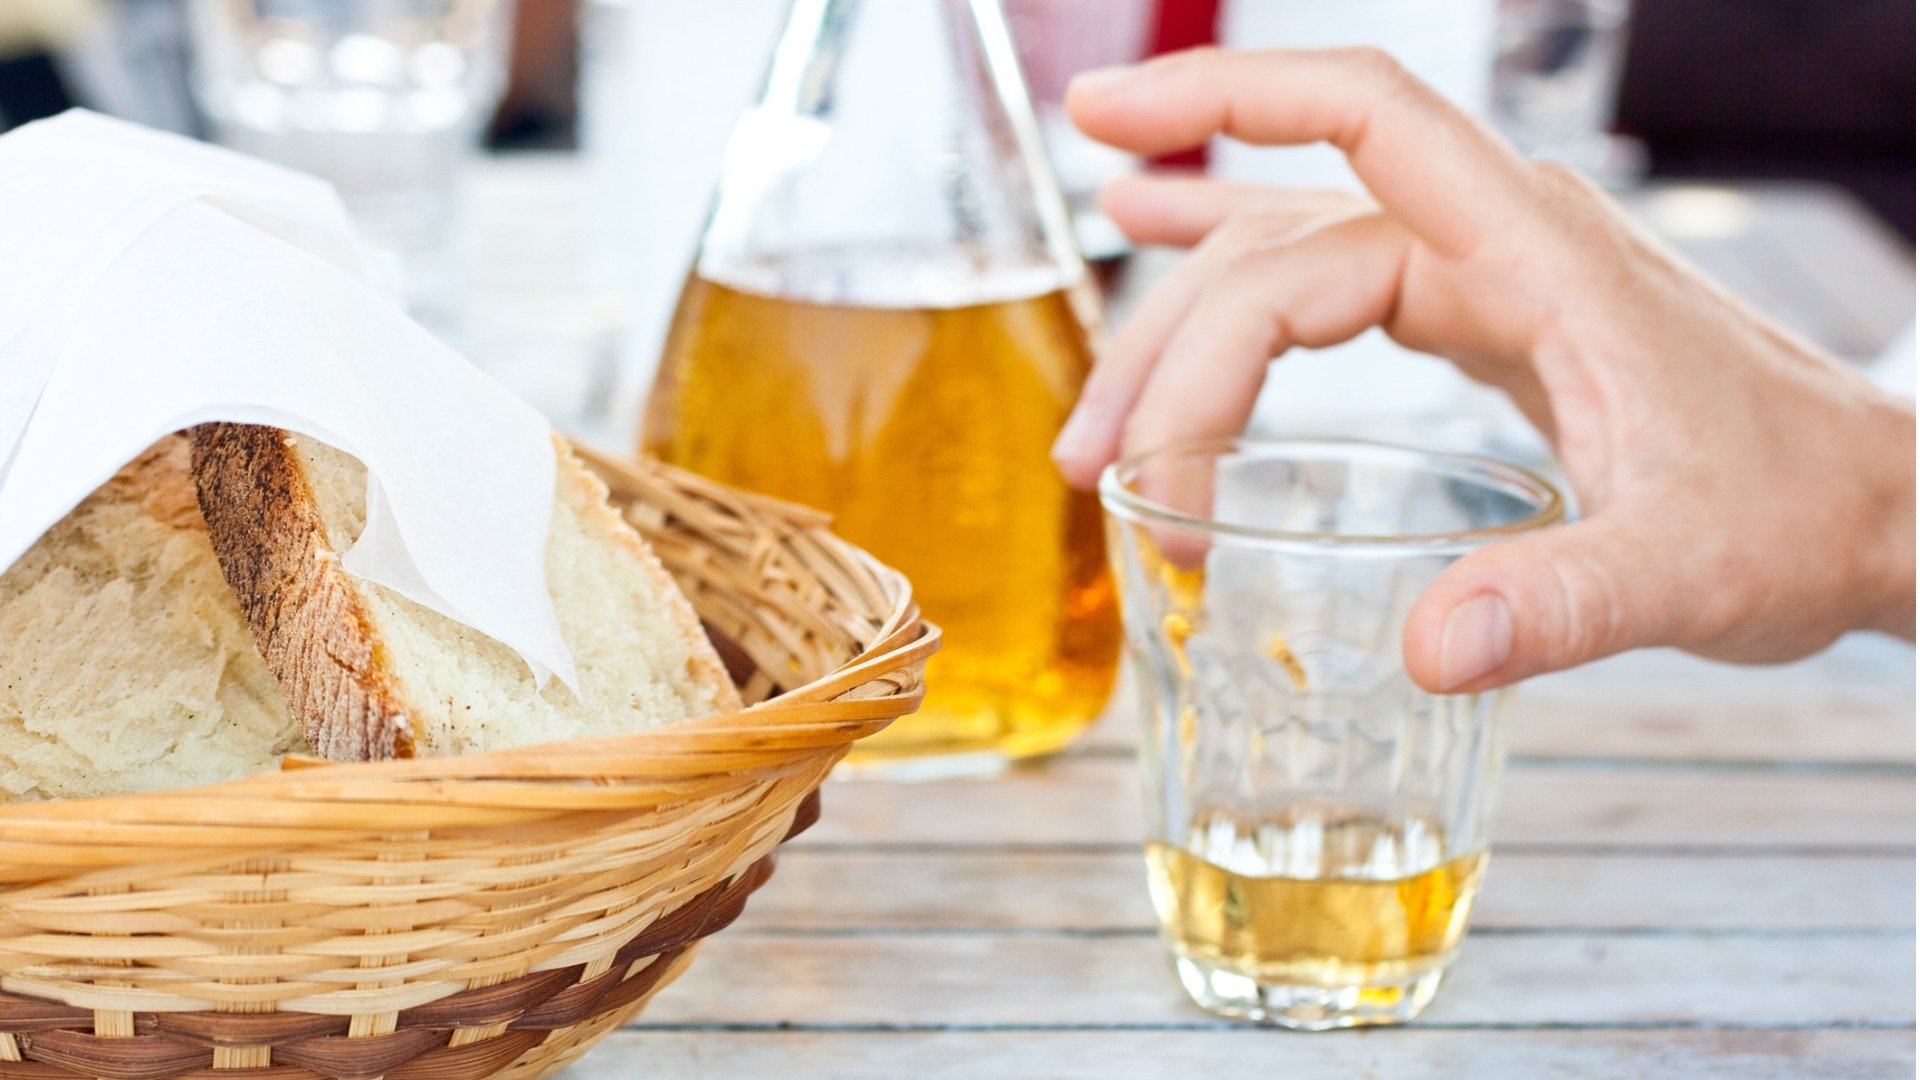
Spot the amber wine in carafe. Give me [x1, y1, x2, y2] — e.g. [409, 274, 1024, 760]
[647, 270, 1118, 770]
[643, 0, 1119, 773]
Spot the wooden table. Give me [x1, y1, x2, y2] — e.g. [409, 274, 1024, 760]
[552, 636, 1913, 1078]
[460, 160, 1917, 1078]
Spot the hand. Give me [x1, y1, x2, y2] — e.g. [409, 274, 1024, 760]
[1051, 47, 1916, 693]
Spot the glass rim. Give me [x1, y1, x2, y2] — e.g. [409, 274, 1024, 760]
[1098, 437, 1567, 553]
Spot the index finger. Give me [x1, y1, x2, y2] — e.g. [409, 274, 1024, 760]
[1065, 47, 1537, 259]
[1100, 174, 1371, 248]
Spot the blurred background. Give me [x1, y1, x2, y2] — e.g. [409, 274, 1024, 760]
[0, 0, 1911, 452]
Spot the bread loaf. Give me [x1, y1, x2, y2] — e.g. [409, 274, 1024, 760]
[189, 423, 743, 759]
[0, 435, 303, 800]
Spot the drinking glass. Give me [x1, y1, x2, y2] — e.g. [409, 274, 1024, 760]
[186, 0, 514, 330]
[1491, 0, 1631, 174]
[1101, 439, 1564, 1029]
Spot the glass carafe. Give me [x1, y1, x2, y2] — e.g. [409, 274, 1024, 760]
[643, 0, 1119, 777]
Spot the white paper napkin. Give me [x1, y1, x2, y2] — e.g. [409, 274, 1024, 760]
[0, 110, 580, 690]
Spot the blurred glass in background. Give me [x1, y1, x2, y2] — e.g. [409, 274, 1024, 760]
[1204, 0, 1540, 462]
[1212, 0, 1498, 189]
[1004, 0, 1156, 263]
[186, 0, 514, 332]
[0, 0, 200, 134]
[1491, 0, 1633, 181]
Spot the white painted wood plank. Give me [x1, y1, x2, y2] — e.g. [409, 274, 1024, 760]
[1507, 635, 1914, 764]
[1731, 184, 1915, 360]
[801, 758, 1915, 849]
[564, 1029, 1915, 1080]
[742, 851, 1915, 932]
[633, 933, 1913, 1028]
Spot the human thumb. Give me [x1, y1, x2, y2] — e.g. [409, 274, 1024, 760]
[1403, 515, 1679, 693]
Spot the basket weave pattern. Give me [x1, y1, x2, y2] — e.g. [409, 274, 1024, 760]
[0, 451, 935, 1080]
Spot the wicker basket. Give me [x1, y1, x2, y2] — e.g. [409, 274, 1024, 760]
[0, 450, 936, 1080]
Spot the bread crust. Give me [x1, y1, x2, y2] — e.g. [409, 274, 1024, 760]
[189, 423, 416, 760]
[191, 424, 742, 762]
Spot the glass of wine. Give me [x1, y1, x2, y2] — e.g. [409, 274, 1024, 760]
[1101, 438, 1564, 1029]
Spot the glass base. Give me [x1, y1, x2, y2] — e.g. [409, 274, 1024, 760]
[1171, 954, 1449, 1030]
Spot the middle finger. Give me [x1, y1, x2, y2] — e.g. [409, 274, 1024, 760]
[1053, 198, 1371, 487]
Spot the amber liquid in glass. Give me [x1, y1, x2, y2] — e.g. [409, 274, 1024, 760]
[1145, 810, 1487, 990]
[644, 274, 1120, 771]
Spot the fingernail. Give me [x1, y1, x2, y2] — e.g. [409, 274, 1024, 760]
[1068, 65, 1137, 96]
[1052, 402, 1103, 467]
[1438, 593, 1513, 690]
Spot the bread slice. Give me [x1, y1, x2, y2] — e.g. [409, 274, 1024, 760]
[0, 435, 304, 801]
[189, 423, 743, 760]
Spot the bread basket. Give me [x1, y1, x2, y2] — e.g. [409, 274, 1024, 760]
[0, 450, 936, 1080]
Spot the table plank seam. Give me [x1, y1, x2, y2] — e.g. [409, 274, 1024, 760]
[793, 841, 1918, 857]
[724, 926, 1916, 939]
[620, 1020, 1918, 1034]
[1052, 746, 1917, 773]
[1502, 756, 1912, 775]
